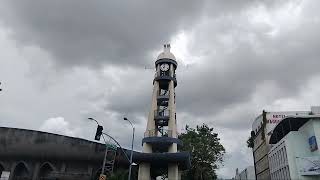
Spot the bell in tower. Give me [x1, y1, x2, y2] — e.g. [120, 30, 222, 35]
[135, 44, 190, 180]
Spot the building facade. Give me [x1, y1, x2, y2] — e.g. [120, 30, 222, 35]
[235, 166, 255, 180]
[251, 107, 317, 179]
[0, 127, 130, 180]
[268, 115, 320, 180]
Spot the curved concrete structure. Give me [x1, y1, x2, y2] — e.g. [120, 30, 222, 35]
[0, 127, 130, 180]
[142, 137, 183, 151]
[133, 152, 190, 170]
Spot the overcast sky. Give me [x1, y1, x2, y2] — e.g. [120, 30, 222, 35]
[1, 0, 320, 178]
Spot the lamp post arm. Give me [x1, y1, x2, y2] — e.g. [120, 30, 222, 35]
[127, 120, 134, 129]
[102, 132, 131, 163]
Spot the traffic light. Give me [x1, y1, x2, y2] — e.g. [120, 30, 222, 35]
[95, 125, 103, 141]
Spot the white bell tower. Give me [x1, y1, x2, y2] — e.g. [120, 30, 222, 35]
[136, 44, 189, 180]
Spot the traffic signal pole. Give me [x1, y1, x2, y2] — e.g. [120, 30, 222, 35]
[88, 118, 131, 179]
[102, 132, 131, 163]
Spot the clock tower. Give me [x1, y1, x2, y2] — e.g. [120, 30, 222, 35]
[136, 44, 190, 180]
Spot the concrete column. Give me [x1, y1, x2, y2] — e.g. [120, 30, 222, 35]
[168, 81, 177, 138]
[145, 81, 159, 136]
[32, 162, 40, 180]
[87, 164, 93, 176]
[142, 142, 153, 153]
[138, 163, 151, 180]
[168, 163, 179, 180]
[167, 72, 179, 180]
[61, 162, 66, 173]
[8, 163, 15, 180]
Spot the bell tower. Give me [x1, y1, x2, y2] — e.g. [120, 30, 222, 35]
[137, 44, 190, 180]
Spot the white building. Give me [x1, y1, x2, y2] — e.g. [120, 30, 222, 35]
[268, 114, 320, 180]
[235, 166, 255, 180]
[251, 106, 320, 179]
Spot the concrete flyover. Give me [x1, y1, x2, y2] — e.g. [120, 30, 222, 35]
[0, 127, 130, 180]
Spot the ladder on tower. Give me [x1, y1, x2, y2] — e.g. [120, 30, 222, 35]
[102, 139, 118, 176]
[102, 136, 117, 176]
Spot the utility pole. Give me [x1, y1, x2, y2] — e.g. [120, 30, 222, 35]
[123, 117, 135, 180]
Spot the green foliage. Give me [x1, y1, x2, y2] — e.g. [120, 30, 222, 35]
[179, 124, 225, 180]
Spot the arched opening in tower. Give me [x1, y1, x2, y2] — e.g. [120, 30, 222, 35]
[151, 167, 168, 180]
[12, 162, 30, 180]
[38, 162, 55, 180]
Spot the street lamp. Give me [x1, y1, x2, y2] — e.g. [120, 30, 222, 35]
[124, 117, 135, 180]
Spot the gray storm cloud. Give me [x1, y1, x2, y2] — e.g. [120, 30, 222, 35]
[1, 0, 320, 178]
[0, 0, 205, 67]
[0, 0, 281, 68]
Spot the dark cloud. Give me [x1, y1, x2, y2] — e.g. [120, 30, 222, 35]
[0, 0, 283, 68]
[176, 5, 320, 118]
[0, 0, 206, 67]
[1, 0, 320, 178]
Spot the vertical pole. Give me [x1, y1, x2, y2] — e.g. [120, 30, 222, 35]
[128, 127, 135, 180]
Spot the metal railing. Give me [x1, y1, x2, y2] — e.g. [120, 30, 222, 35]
[158, 89, 169, 96]
[154, 109, 170, 118]
[154, 71, 176, 79]
[144, 129, 173, 138]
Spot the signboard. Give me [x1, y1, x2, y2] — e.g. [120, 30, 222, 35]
[297, 156, 320, 175]
[309, 136, 318, 152]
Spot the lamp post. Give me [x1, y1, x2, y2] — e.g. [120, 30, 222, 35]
[124, 117, 135, 180]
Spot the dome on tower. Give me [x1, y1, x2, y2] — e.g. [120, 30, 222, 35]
[156, 44, 176, 61]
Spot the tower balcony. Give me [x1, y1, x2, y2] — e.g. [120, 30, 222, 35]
[132, 151, 191, 170]
[154, 109, 170, 126]
[155, 58, 178, 69]
[157, 92, 169, 106]
[153, 73, 177, 88]
[144, 129, 173, 138]
[143, 129, 182, 152]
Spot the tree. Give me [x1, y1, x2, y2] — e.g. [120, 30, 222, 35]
[179, 124, 225, 180]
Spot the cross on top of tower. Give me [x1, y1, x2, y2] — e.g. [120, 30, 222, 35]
[164, 44, 171, 52]
[157, 43, 176, 61]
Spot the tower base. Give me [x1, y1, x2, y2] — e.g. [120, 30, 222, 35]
[138, 162, 150, 180]
[168, 163, 179, 180]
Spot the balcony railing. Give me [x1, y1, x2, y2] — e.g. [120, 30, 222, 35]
[154, 72, 176, 79]
[158, 89, 169, 96]
[144, 129, 173, 138]
[154, 109, 170, 118]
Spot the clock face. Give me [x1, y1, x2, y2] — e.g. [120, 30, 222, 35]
[160, 63, 170, 71]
